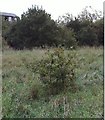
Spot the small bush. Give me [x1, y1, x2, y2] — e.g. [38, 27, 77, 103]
[37, 47, 77, 95]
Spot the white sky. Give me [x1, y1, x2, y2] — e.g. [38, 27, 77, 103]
[0, 0, 104, 20]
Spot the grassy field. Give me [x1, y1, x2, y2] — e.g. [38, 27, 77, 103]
[2, 47, 103, 118]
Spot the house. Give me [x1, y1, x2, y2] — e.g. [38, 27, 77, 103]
[0, 12, 20, 22]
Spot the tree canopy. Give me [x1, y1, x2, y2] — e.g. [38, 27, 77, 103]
[3, 5, 103, 50]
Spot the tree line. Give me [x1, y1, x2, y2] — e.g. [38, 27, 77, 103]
[2, 5, 104, 49]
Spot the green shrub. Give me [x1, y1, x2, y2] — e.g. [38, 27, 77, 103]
[37, 47, 77, 95]
[57, 27, 77, 49]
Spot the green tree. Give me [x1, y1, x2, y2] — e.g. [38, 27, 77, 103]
[5, 5, 60, 49]
[77, 6, 102, 22]
[78, 26, 98, 46]
[93, 18, 104, 45]
[2, 18, 16, 50]
[57, 26, 77, 48]
[66, 18, 81, 33]
[65, 6, 103, 46]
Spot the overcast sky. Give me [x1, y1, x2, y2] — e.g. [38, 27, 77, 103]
[0, 0, 104, 20]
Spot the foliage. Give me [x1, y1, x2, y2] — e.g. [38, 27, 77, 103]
[77, 6, 102, 22]
[66, 18, 81, 34]
[5, 5, 60, 49]
[3, 5, 103, 49]
[2, 19, 14, 50]
[93, 18, 104, 45]
[57, 13, 74, 26]
[37, 47, 77, 95]
[2, 19, 12, 37]
[64, 6, 103, 46]
[57, 27, 77, 49]
[77, 25, 98, 46]
[2, 37, 10, 51]
[2, 47, 103, 118]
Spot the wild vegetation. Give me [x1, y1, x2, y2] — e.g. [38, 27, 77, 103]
[2, 47, 103, 118]
[2, 5, 103, 50]
[2, 5, 103, 118]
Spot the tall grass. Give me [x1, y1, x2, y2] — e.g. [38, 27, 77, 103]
[2, 47, 103, 118]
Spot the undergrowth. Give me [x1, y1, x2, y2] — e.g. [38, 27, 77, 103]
[2, 47, 103, 118]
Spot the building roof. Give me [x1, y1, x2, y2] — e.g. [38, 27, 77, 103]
[0, 12, 18, 17]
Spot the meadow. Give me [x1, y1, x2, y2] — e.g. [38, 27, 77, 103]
[2, 47, 103, 118]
